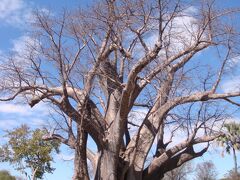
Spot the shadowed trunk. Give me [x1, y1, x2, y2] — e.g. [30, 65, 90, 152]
[73, 126, 89, 180]
[233, 147, 238, 175]
[94, 150, 118, 180]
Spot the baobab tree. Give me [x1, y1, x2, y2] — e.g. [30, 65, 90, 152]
[1, 0, 240, 180]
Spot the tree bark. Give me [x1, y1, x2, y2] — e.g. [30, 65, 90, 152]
[73, 126, 90, 180]
[233, 147, 238, 175]
[94, 150, 118, 180]
[31, 167, 38, 180]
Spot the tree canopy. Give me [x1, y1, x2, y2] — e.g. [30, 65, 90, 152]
[218, 122, 240, 175]
[0, 170, 16, 180]
[0, 125, 60, 179]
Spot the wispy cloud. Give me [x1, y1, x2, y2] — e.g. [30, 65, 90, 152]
[10, 35, 40, 65]
[12, 35, 33, 53]
[145, 6, 202, 53]
[30, 118, 46, 127]
[0, 102, 31, 115]
[128, 108, 148, 135]
[0, 102, 49, 115]
[0, 117, 47, 131]
[0, 0, 32, 27]
[226, 56, 240, 69]
[0, 102, 51, 130]
[56, 153, 74, 161]
[229, 56, 240, 65]
[0, 119, 18, 130]
[221, 77, 240, 93]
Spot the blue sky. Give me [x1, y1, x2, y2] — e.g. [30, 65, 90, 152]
[0, 1, 89, 179]
[0, 0, 240, 179]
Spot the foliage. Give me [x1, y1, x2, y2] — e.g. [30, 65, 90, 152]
[217, 122, 240, 174]
[0, 125, 60, 179]
[217, 122, 240, 154]
[194, 161, 217, 180]
[0, 170, 16, 180]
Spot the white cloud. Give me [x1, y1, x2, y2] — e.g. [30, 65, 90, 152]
[0, 119, 18, 130]
[0, 0, 33, 27]
[12, 35, 31, 53]
[221, 77, 240, 93]
[12, 35, 39, 54]
[184, 6, 198, 14]
[0, 101, 49, 116]
[0, 118, 45, 135]
[30, 118, 46, 126]
[1, 34, 41, 74]
[169, 10, 200, 51]
[226, 56, 240, 69]
[145, 6, 202, 54]
[230, 56, 240, 65]
[130, 6, 201, 59]
[10, 35, 40, 65]
[128, 108, 148, 135]
[0, 0, 23, 17]
[56, 153, 74, 161]
[0, 102, 31, 115]
[0, 101, 51, 131]
[224, 117, 240, 124]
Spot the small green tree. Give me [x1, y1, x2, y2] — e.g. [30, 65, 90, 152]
[0, 125, 60, 180]
[218, 122, 240, 175]
[0, 170, 16, 180]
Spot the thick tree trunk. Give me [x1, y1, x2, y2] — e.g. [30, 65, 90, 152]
[125, 166, 143, 180]
[94, 150, 118, 180]
[73, 127, 89, 180]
